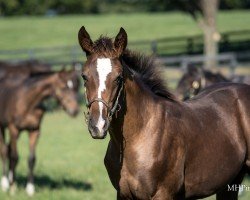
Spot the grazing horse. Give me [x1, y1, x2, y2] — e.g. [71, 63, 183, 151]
[176, 65, 250, 100]
[78, 27, 250, 200]
[0, 70, 79, 195]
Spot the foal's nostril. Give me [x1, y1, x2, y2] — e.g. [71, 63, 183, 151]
[103, 120, 110, 132]
[88, 123, 101, 138]
[89, 124, 98, 133]
[89, 117, 94, 125]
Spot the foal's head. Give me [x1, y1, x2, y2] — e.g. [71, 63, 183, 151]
[176, 65, 204, 100]
[53, 70, 80, 116]
[78, 27, 127, 139]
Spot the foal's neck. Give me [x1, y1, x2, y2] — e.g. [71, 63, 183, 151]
[24, 75, 56, 111]
[109, 75, 158, 147]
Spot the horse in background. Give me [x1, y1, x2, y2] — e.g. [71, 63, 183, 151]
[176, 65, 250, 100]
[0, 70, 79, 196]
[78, 27, 250, 200]
[0, 60, 80, 108]
[0, 60, 52, 83]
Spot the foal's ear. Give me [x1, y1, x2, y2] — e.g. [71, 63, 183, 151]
[114, 27, 127, 56]
[78, 26, 93, 56]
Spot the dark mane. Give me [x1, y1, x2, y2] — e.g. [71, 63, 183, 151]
[92, 36, 177, 101]
[122, 50, 177, 101]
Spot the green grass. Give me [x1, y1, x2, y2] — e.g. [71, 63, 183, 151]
[0, 109, 250, 200]
[0, 10, 249, 50]
[0, 110, 115, 200]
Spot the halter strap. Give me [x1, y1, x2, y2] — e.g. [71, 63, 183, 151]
[84, 81, 123, 123]
[87, 98, 110, 109]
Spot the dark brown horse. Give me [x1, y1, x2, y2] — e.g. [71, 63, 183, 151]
[78, 27, 250, 200]
[0, 70, 79, 195]
[176, 65, 250, 100]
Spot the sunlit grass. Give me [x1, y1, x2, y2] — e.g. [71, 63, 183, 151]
[0, 110, 115, 199]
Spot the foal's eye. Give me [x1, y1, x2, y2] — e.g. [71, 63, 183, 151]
[81, 74, 88, 82]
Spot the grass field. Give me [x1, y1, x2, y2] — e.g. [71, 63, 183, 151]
[0, 110, 114, 200]
[0, 110, 249, 200]
[0, 11, 250, 50]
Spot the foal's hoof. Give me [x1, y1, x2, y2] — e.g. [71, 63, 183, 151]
[26, 183, 35, 196]
[9, 183, 17, 195]
[1, 176, 9, 192]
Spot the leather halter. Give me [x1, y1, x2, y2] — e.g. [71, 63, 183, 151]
[84, 80, 123, 123]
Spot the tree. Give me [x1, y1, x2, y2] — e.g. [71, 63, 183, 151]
[174, 0, 220, 68]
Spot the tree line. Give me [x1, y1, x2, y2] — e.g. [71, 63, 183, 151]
[0, 0, 249, 16]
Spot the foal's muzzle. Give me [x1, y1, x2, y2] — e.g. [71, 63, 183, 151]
[85, 99, 111, 139]
[88, 116, 110, 139]
[84, 82, 123, 139]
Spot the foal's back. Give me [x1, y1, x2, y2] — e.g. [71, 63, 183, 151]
[0, 61, 51, 83]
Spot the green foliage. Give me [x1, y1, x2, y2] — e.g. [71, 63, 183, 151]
[0, 0, 100, 16]
[0, 0, 20, 15]
[220, 0, 249, 9]
[0, 0, 249, 16]
[50, 0, 99, 14]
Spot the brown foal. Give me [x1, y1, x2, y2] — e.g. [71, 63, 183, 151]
[78, 27, 250, 200]
[0, 70, 79, 195]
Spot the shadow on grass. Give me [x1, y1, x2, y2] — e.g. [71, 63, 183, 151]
[16, 174, 92, 191]
[243, 174, 250, 181]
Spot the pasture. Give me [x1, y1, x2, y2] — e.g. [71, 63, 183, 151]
[0, 11, 250, 50]
[0, 10, 250, 200]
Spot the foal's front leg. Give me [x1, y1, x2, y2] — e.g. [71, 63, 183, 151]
[8, 124, 19, 194]
[0, 127, 9, 191]
[26, 129, 40, 196]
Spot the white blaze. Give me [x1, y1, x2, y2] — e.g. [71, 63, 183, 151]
[67, 80, 74, 89]
[96, 58, 112, 132]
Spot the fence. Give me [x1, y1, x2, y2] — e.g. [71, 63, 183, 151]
[131, 29, 250, 56]
[0, 30, 249, 66]
[158, 53, 241, 76]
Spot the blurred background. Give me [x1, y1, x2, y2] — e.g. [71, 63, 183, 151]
[0, 0, 250, 199]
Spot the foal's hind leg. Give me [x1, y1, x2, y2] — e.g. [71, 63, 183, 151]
[26, 129, 40, 196]
[0, 127, 9, 191]
[8, 124, 19, 194]
[216, 169, 245, 200]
